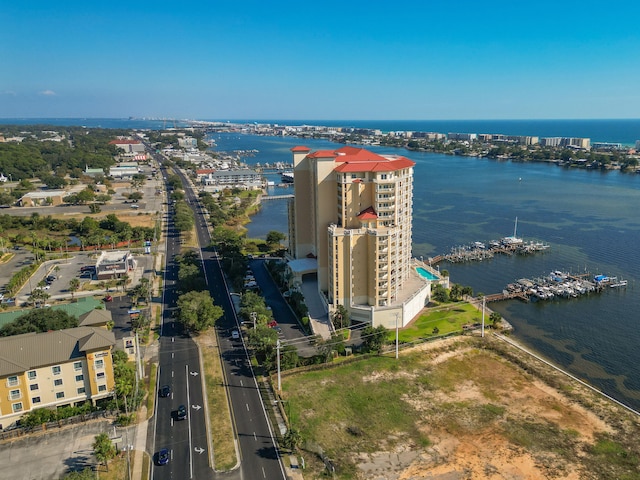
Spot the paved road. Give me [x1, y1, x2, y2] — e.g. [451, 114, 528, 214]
[151, 162, 210, 480]
[166, 163, 287, 479]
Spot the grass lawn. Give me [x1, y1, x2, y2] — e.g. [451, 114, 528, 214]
[195, 329, 237, 470]
[393, 302, 482, 342]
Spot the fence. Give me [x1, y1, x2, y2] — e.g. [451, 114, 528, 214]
[0, 409, 116, 442]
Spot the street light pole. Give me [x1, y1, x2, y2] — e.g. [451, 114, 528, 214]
[251, 311, 257, 330]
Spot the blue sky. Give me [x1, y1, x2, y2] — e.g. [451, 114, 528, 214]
[2, 0, 639, 120]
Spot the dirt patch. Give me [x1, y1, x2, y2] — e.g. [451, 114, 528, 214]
[343, 337, 631, 480]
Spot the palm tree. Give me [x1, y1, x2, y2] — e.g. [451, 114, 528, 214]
[68, 278, 80, 300]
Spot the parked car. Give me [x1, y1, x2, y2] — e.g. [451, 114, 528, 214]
[177, 404, 187, 420]
[156, 448, 170, 465]
[80, 266, 95, 272]
[231, 329, 240, 340]
[267, 320, 278, 328]
[130, 204, 140, 209]
[159, 385, 171, 397]
[103, 295, 113, 302]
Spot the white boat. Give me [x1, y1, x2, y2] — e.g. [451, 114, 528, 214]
[502, 217, 523, 245]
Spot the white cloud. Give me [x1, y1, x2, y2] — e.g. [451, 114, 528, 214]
[1, 90, 17, 96]
[39, 90, 57, 96]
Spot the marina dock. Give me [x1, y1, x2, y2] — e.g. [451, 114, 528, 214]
[488, 270, 628, 303]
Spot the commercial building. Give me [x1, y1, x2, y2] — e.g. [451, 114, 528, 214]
[288, 146, 438, 329]
[95, 250, 137, 280]
[0, 327, 116, 429]
[18, 190, 67, 207]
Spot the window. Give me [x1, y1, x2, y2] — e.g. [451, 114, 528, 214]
[12, 402, 23, 413]
[30, 384, 39, 391]
[32, 396, 41, 404]
[96, 372, 105, 380]
[7, 376, 18, 387]
[56, 392, 65, 399]
[77, 387, 86, 394]
[98, 385, 107, 392]
[54, 379, 63, 387]
[27, 370, 37, 380]
[94, 359, 104, 369]
[73, 361, 83, 371]
[9, 389, 21, 400]
[52, 366, 61, 375]
[75, 374, 84, 382]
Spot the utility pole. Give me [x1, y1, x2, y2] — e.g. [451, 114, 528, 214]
[277, 339, 281, 392]
[251, 311, 257, 330]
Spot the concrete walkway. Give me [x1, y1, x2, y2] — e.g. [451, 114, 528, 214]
[300, 277, 332, 339]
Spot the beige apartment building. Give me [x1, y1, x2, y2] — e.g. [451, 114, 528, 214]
[0, 327, 116, 429]
[289, 146, 438, 329]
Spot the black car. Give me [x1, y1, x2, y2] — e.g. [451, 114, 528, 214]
[159, 385, 171, 397]
[156, 448, 170, 465]
[177, 404, 187, 420]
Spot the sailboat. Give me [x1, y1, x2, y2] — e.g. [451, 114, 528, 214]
[502, 217, 523, 245]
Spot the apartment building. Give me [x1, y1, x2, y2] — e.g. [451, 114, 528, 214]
[288, 146, 435, 328]
[0, 327, 116, 429]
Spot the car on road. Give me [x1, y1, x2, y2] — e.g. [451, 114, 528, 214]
[159, 385, 171, 397]
[231, 329, 240, 340]
[103, 295, 113, 302]
[42, 285, 50, 290]
[177, 404, 187, 420]
[156, 448, 170, 465]
[130, 204, 139, 209]
[267, 320, 278, 328]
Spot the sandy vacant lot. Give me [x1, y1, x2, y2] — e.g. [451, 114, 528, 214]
[292, 336, 640, 480]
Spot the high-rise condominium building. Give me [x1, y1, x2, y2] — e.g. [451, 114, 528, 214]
[288, 145, 434, 328]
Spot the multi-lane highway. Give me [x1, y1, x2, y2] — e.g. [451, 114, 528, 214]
[151, 155, 287, 479]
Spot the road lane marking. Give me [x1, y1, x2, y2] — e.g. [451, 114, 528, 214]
[186, 364, 194, 479]
[246, 403, 250, 411]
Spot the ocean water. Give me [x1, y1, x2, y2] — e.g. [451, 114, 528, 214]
[1, 117, 639, 145]
[213, 132, 640, 412]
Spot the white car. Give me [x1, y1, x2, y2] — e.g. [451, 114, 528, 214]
[231, 330, 240, 340]
[130, 204, 140, 209]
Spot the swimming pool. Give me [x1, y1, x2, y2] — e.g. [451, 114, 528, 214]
[416, 267, 439, 281]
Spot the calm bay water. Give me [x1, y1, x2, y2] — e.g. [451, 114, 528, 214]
[213, 132, 640, 412]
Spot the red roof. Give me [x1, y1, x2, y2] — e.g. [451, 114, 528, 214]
[196, 169, 215, 175]
[305, 146, 415, 173]
[109, 139, 141, 145]
[291, 146, 311, 152]
[357, 206, 378, 220]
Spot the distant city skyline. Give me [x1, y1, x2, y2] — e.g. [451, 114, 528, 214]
[2, 0, 640, 120]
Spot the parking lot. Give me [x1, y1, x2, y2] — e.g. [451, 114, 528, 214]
[12, 251, 155, 306]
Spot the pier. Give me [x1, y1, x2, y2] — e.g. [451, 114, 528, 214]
[261, 194, 294, 201]
[430, 239, 550, 265]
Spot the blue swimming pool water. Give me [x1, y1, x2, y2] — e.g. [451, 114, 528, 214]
[417, 267, 439, 280]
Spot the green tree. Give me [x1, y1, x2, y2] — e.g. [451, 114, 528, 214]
[361, 325, 388, 354]
[431, 284, 449, 303]
[68, 277, 80, 300]
[88, 203, 101, 214]
[177, 290, 224, 334]
[0, 308, 78, 336]
[93, 433, 116, 472]
[489, 312, 502, 328]
[331, 304, 350, 330]
[265, 230, 286, 248]
[28, 288, 50, 307]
